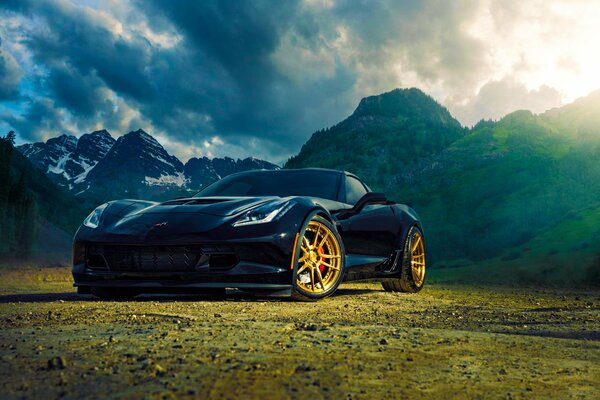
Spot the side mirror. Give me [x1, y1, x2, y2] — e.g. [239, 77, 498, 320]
[354, 192, 387, 212]
[337, 192, 388, 219]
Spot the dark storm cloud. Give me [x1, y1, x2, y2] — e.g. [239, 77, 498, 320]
[47, 65, 105, 117]
[0, 37, 21, 100]
[136, 0, 358, 149]
[20, 2, 154, 100]
[1, 0, 158, 138]
[4, 97, 67, 142]
[145, 1, 297, 88]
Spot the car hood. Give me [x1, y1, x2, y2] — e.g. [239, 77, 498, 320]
[96, 197, 281, 238]
[122, 196, 280, 218]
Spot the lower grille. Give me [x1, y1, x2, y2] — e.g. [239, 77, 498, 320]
[86, 245, 238, 272]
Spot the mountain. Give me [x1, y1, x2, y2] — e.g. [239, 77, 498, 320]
[78, 129, 186, 199]
[18, 128, 279, 202]
[18, 130, 115, 188]
[285, 88, 600, 284]
[185, 156, 279, 189]
[286, 88, 466, 188]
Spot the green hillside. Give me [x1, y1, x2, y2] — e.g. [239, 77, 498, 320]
[432, 204, 600, 285]
[0, 133, 91, 263]
[394, 109, 600, 262]
[285, 89, 600, 284]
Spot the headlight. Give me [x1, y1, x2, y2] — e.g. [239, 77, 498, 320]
[233, 200, 295, 227]
[83, 203, 108, 228]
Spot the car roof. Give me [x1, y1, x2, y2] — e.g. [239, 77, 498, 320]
[230, 167, 354, 177]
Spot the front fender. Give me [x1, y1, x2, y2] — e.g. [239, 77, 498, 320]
[74, 199, 157, 241]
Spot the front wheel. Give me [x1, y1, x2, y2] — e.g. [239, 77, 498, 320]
[292, 215, 345, 301]
[382, 226, 426, 293]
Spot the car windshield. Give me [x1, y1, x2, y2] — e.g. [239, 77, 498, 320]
[196, 170, 341, 200]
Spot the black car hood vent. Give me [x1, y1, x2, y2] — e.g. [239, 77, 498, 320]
[160, 198, 229, 206]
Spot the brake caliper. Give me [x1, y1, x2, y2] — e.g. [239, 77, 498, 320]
[318, 247, 326, 273]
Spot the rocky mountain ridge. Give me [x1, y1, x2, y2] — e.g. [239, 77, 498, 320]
[18, 129, 279, 200]
[286, 88, 466, 188]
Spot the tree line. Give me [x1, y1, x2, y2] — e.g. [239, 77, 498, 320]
[0, 131, 38, 259]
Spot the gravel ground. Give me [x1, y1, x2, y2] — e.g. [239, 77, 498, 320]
[0, 267, 599, 399]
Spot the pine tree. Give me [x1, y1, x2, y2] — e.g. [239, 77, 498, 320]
[16, 195, 37, 258]
[8, 174, 38, 259]
[7, 174, 26, 254]
[0, 132, 13, 206]
[5, 131, 15, 145]
[0, 132, 14, 254]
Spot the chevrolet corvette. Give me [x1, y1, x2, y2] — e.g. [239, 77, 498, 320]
[72, 168, 426, 300]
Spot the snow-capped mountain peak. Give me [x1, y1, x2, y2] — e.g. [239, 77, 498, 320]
[17, 133, 104, 184]
[18, 128, 279, 200]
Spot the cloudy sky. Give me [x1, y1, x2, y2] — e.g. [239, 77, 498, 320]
[1, 0, 599, 164]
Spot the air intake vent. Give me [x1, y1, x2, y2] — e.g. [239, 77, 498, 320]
[209, 254, 239, 270]
[86, 245, 204, 272]
[85, 244, 238, 272]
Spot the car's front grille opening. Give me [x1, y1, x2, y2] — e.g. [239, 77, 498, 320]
[85, 245, 238, 272]
[209, 254, 239, 270]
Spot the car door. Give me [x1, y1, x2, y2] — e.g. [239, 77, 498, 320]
[335, 175, 400, 260]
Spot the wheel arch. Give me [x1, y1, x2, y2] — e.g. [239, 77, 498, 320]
[291, 197, 336, 229]
[289, 202, 343, 272]
[391, 203, 425, 252]
[290, 207, 346, 300]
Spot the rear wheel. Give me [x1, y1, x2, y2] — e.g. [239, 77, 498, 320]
[382, 226, 426, 293]
[292, 216, 345, 301]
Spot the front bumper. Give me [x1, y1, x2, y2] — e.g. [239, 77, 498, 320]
[73, 265, 293, 292]
[72, 239, 296, 293]
[74, 260, 293, 293]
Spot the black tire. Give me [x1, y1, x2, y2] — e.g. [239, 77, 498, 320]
[91, 287, 140, 300]
[382, 226, 426, 293]
[292, 215, 345, 301]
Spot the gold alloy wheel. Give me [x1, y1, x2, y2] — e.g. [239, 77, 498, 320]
[410, 231, 426, 286]
[296, 220, 342, 293]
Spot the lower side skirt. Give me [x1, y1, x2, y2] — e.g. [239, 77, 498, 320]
[74, 280, 293, 297]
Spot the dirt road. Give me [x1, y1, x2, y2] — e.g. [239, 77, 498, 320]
[0, 267, 599, 399]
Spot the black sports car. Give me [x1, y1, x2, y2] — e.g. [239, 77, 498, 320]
[72, 168, 426, 300]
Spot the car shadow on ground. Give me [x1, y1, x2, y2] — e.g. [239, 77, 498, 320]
[0, 292, 90, 303]
[0, 287, 381, 303]
[332, 287, 380, 297]
[494, 329, 600, 342]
